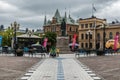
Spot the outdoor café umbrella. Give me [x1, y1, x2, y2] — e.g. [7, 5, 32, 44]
[31, 44, 42, 47]
[105, 39, 119, 49]
[68, 43, 79, 46]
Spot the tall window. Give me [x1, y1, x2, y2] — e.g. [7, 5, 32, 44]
[109, 32, 113, 39]
[89, 23, 93, 28]
[90, 43, 92, 48]
[81, 43, 84, 48]
[86, 34, 88, 39]
[76, 28, 78, 32]
[97, 33, 100, 41]
[90, 34, 92, 39]
[81, 24, 84, 28]
[70, 27, 72, 31]
[85, 43, 88, 48]
[85, 24, 88, 28]
[81, 34, 84, 39]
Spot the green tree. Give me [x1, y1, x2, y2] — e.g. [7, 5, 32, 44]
[43, 32, 57, 46]
[0, 28, 14, 46]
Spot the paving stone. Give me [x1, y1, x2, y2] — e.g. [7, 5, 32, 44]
[92, 77, 102, 80]
[21, 76, 29, 80]
[89, 73, 96, 77]
[24, 73, 33, 76]
[24, 54, 98, 80]
[86, 70, 93, 73]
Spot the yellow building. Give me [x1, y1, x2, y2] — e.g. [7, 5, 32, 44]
[78, 16, 120, 50]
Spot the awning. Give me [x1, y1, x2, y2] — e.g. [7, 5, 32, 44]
[68, 43, 79, 46]
[17, 34, 41, 38]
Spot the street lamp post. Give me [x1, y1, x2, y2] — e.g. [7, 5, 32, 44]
[86, 30, 92, 55]
[27, 30, 32, 47]
[14, 21, 17, 56]
[102, 24, 106, 55]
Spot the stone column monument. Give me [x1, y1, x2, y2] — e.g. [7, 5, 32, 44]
[56, 18, 72, 54]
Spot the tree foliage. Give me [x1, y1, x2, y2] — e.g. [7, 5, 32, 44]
[0, 28, 14, 46]
[43, 32, 57, 46]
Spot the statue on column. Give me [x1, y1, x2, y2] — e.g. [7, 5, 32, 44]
[61, 18, 66, 36]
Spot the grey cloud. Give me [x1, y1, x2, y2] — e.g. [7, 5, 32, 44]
[1, 0, 119, 30]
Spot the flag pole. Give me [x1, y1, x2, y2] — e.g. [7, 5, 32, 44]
[92, 3, 96, 17]
[92, 3, 96, 50]
[92, 4, 94, 17]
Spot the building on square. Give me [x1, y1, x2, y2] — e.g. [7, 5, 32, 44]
[78, 16, 120, 50]
[43, 9, 79, 43]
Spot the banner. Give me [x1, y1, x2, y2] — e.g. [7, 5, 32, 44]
[114, 34, 119, 51]
[0, 36, 2, 46]
[72, 34, 77, 50]
[43, 38, 48, 48]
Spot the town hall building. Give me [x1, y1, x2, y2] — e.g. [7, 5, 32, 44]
[43, 9, 79, 43]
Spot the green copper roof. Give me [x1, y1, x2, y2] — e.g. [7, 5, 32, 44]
[44, 9, 78, 26]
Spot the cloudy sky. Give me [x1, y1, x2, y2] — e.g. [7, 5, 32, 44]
[0, 0, 120, 30]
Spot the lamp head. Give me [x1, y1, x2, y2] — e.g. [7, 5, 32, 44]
[14, 21, 17, 26]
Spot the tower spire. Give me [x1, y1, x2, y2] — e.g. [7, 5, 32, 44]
[44, 15, 47, 26]
[54, 9, 61, 18]
[68, 10, 71, 19]
[65, 11, 67, 19]
[64, 8, 67, 22]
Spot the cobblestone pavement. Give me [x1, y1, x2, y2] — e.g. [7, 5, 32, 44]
[23, 54, 96, 80]
[0, 56, 40, 80]
[78, 55, 120, 80]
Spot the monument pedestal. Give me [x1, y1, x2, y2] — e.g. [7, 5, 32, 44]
[56, 36, 72, 54]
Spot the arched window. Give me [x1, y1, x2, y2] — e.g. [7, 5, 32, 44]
[109, 32, 113, 39]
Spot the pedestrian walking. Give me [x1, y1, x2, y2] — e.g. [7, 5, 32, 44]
[56, 48, 60, 57]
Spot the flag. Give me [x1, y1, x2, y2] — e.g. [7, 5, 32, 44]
[72, 34, 77, 50]
[43, 38, 48, 48]
[93, 4, 96, 11]
[114, 34, 119, 51]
